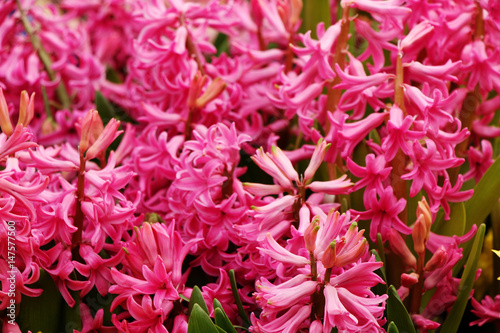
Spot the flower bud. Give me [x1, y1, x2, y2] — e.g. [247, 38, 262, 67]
[79, 110, 103, 154]
[401, 272, 419, 288]
[0, 88, 13, 136]
[335, 238, 367, 267]
[304, 218, 320, 252]
[388, 229, 417, 269]
[195, 77, 226, 109]
[416, 196, 432, 233]
[18, 90, 35, 127]
[424, 246, 447, 272]
[412, 214, 427, 255]
[321, 241, 336, 269]
[413, 197, 432, 255]
[85, 118, 122, 161]
[303, 138, 330, 182]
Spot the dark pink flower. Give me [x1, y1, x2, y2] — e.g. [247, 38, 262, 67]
[470, 295, 500, 327]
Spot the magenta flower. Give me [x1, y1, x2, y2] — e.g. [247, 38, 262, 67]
[253, 210, 386, 332]
[381, 105, 424, 161]
[461, 40, 500, 94]
[470, 295, 500, 327]
[351, 187, 411, 241]
[346, 153, 391, 195]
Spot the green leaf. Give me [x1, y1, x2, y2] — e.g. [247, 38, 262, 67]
[95, 91, 116, 124]
[188, 304, 219, 333]
[215, 325, 228, 333]
[301, 0, 331, 38]
[440, 224, 485, 333]
[387, 321, 399, 333]
[432, 202, 466, 237]
[229, 270, 251, 327]
[60, 289, 82, 332]
[17, 268, 62, 333]
[386, 285, 416, 333]
[213, 298, 224, 312]
[214, 33, 229, 56]
[465, 157, 500, 231]
[371, 248, 386, 283]
[189, 286, 209, 315]
[215, 308, 238, 333]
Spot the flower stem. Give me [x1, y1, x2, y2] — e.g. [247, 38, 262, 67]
[475, 1, 484, 41]
[72, 154, 86, 259]
[229, 269, 251, 327]
[181, 15, 205, 75]
[41, 86, 54, 123]
[392, 52, 408, 224]
[409, 252, 425, 313]
[394, 54, 406, 112]
[284, 34, 295, 73]
[15, 0, 71, 110]
[326, 4, 350, 114]
[310, 252, 317, 281]
[449, 87, 480, 184]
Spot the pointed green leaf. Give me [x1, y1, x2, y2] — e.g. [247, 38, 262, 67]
[440, 224, 485, 333]
[213, 298, 224, 312]
[432, 202, 466, 237]
[386, 285, 416, 333]
[465, 157, 500, 230]
[189, 286, 209, 315]
[387, 321, 399, 333]
[95, 91, 116, 124]
[188, 304, 219, 333]
[215, 308, 238, 333]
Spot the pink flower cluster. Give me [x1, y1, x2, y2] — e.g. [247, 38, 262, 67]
[1, 0, 500, 332]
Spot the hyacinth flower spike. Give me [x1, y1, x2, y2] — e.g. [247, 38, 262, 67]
[246, 139, 353, 197]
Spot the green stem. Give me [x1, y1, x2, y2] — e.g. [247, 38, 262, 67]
[16, 0, 71, 110]
[41, 86, 54, 122]
[229, 270, 250, 327]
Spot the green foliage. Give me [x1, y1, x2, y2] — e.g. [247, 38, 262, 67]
[17, 269, 62, 333]
[440, 224, 486, 333]
[386, 285, 416, 333]
[464, 157, 500, 231]
[387, 321, 399, 333]
[187, 285, 239, 333]
[229, 269, 251, 327]
[188, 304, 220, 333]
[432, 201, 466, 238]
[95, 91, 116, 125]
[301, 0, 331, 39]
[215, 308, 238, 333]
[189, 285, 209, 315]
